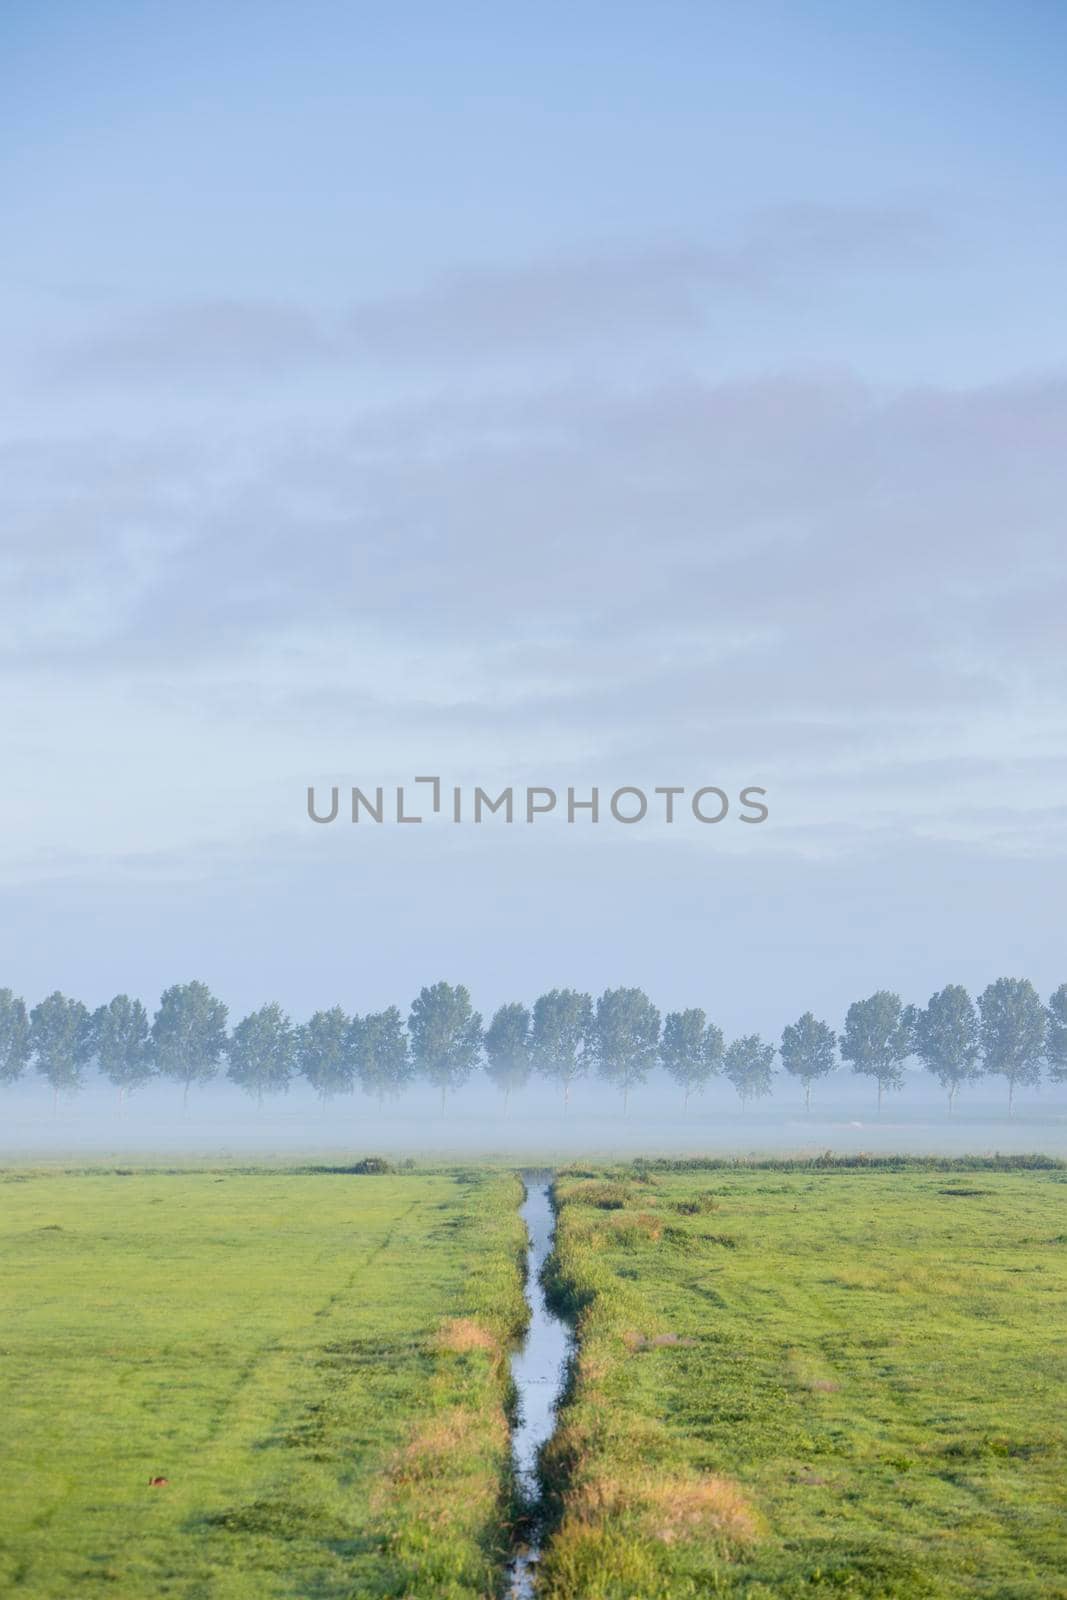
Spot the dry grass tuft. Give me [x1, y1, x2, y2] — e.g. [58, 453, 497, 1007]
[609, 1211, 663, 1242]
[566, 1470, 760, 1548]
[647, 1474, 760, 1545]
[387, 1406, 497, 1483]
[433, 1316, 499, 1357]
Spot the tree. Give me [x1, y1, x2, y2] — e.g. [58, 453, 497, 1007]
[977, 977, 1046, 1114]
[407, 983, 482, 1105]
[531, 988, 593, 1107]
[1046, 985, 1067, 1085]
[30, 992, 92, 1111]
[91, 994, 153, 1103]
[484, 1002, 532, 1108]
[352, 1007, 413, 1103]
[298, 1007, 353, 1103]
[659, 1009, 723, 1107]
[227, 1002, 295, 1105]
[0, 989, 30, 1085]
[840, 990, 910, 1112]
[912, 985, 980, 1112]
[779, 1012, 836, 1111]
[593, 987, 660, 1112]
[723, 1033, 776, 1105]
[151, 981, 229, 1107]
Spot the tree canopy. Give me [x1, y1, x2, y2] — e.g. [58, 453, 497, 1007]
[0, 989, 30, 1085]
[779, 1012, 836, 1109]
[298, 1007, 353, 1102]
[594, 987, 661, 1110]
[227, 1002, 295, 1104]
[660, 1008, 722, 1106]
[30, 992, 92, 1105]
[723, 1034, 777, 1104]
[840, 990, 910, 1110]
[484, 1002, 533, 1104]
[531, 988, 593, 1105]
[978, 977, 1046, 1113]
[92, 994, 153, 1100]
[913, 985, 980, 1110]
[151, 980, 229, 1105]
[407, 982, 482, 1104]
[352, 1007, 413, 1102]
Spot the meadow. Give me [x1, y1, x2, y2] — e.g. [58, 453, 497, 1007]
[539, 1159, 1067, 1599]
[0, 1162, 526, 1599]
[3, 1156, 1066, 1600]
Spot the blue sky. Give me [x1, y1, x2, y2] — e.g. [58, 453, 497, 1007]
[1, 1, 1065, 1033]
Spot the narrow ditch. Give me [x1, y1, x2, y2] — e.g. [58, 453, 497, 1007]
[506, 1170, 571, 1598]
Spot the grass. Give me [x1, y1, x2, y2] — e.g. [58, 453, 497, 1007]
[0, 1162, 526, 1598]
[538, 1161, 1067, 1599]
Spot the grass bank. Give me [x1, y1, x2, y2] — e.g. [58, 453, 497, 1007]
[537, 1160, 1067, 1599]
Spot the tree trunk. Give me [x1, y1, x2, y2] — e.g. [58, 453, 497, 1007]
[877, 1080, 883, 1115]
[1008, 1078, 1015, 1118]
[805, 1083, 811, 1114]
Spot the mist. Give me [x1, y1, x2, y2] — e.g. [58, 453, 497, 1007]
[4, 1068, 1063, 1161]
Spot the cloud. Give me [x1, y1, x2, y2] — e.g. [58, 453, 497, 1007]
[39, 204, 939, 386]
[3, 206, 1065, 882]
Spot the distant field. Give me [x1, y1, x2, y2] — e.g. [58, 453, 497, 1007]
[0, 1164, 525, 1599]
[540, 1161, 1067, 1599]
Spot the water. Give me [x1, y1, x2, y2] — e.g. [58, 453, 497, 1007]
[507, 1172, 571, 1599]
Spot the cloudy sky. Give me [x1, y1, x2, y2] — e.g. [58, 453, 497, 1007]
[2, 1, 1065, 1033]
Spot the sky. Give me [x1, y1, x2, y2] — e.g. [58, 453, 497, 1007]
[1, 1, 1066, 1037]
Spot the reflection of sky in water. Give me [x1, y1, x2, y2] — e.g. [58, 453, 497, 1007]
[508, 1176, 571, 1598]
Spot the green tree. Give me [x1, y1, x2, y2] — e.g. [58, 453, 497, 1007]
[151, 980, 229, 1107]
[977, 977, 1046, 1114]
[30, 992, 92, 1112]
[840, 990, 910, 1112]
[0, 989, 30, 1085]
[352, 1007, 413, 1104]
[227, 1002, 295, 1105]
[1046, 985, 1067, 1085]
[913, 985, 980, 1112]
[407, 983, 482, 1106]
[659, 1008, 723, 1107]
[531, 988, 593, 1107]
[593, 987, 660, 1112]
[91, 994, 153, 1103]
[298, 1007, 353, 1103]
[723, 1033, 776, 1106]
[484, 1002, 532, 1108]
[779, 1012, 836, 1111]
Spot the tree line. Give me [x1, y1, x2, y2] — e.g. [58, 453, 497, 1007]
[1, 977, 1065, 1115]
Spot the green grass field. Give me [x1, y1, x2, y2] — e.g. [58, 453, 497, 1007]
[539, 1161, 1067, 1599]
[3, 1158, 1066, 1600]
[0, 1163, 526, 1599]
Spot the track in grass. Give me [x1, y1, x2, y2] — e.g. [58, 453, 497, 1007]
[0, 1163, 526, 1599]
